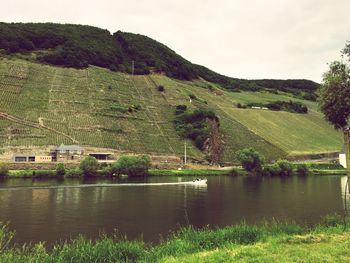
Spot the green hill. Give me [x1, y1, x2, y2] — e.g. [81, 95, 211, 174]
[0, 22, 319, 98]
[0, 56, 342, 163]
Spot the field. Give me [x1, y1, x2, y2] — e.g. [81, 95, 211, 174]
[0, 57, 343, 162]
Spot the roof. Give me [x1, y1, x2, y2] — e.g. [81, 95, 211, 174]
[89, 153, 113, 155]
[56, 144, 83, 151]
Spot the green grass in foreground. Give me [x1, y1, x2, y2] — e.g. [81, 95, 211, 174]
[1, 216, 350, 262]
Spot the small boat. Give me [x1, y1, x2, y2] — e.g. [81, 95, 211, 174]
[191, 178, 208, 185]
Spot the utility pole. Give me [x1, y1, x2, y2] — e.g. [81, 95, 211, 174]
[345, 128, 350, 175]
[184, 141, 187, 166]
[131, 60, 134, 75]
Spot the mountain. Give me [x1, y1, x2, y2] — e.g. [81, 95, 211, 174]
[0, 22, 319, 98]
[0, 23, 341, 164]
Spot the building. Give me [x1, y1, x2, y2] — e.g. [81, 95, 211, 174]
[88, 153, 113, 161]
[13, 154, 52, 162]
[339, 144, 347, 169]
[13, 154, 35, 162]
[53, 144, 84, 161]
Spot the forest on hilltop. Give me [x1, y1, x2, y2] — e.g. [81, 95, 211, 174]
[0, 22, 318, 99]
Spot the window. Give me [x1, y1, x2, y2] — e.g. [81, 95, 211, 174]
[15, 156, 27, 162]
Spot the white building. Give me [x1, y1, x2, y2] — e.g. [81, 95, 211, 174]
[339, 144, 347, 168]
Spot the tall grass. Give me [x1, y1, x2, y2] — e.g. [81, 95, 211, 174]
[3, 218, 347, 262]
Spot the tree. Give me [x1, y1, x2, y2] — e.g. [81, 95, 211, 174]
[110, 155, 151, 177]
[237, 148, 264, 173]
[276, 160, 293, 177]
[79, 156, 99, 177]
[319, 61, 350, 129]
[319, 43, 350, 171]
[0, 162, 9, 177]
[56, 163, 65, 177]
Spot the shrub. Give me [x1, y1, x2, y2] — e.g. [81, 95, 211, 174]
[157, 85, 165, 92]
[110, 155, 151, 177]
[80, 156, 99, 177]
[96, 166, 111, 177]
[227, 168, 240, 176]
[173, 108, 218, 151]
[133, 104, 142, 111]
[0, 162, 9, 177]
[295, 163, 310, 176]
[56, 163, 65, 176]
[262, 164, 281, 177]
[32, 170, 56, 178]
[322, 213, 344, 227]
[237, 148, 264, 173]
[65, 168, 83, 178]
[189, 93, 197, 100]
[276, 160, 293, 176]
[175, 105, 187, 115]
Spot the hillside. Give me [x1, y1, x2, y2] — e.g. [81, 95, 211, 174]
[0, 57, 342, 163]
[0, 22, 319, 98]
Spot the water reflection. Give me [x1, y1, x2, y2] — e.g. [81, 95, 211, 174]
[341, 176, 350, 212]
[0, 176, 345, 245]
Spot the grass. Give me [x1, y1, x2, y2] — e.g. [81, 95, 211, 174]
[3, 161, 347, 178]
[1, 217, 350, 262]
[0, 57, 343, 162]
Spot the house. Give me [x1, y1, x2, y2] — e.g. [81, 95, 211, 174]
[339, 144, 347, 168]
[53, 144, 84, 161]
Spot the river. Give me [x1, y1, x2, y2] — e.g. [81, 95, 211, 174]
[0, 175, 348, 245]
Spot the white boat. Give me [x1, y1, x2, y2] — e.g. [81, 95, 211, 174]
[191, 178, 208, 185]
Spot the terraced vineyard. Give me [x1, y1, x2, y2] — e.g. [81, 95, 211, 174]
[0, 57, 343, 162]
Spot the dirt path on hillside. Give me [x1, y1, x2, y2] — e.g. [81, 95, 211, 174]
[0, 112, 77, 143]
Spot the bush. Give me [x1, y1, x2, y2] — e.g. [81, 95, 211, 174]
[173, 108, 219, 151]
[227, 168, 240, 176]
[56, 163, 65, 176]
[157, 85, 165, 92]
[0, 162, 9, 177]
[32, 170, 56, 178]
[322, 213, 344, 227]
[8, 170, 33, 178]
[237, 148, 264, 173]
[189, 93, 197, 100]
[80, 156, 99, 177]
[110, 155, 151, 177]
[295, 163, 310, 176]
[262, 164, 281, 177]
[65, 168, 83, 178]
[276, 160, 294, 176]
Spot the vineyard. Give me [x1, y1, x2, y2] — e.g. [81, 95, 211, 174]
[0, 57, 343, 162]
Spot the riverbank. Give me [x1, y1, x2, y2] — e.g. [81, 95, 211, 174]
[0, 161, 347, 178]
[0, 216, 349, 262]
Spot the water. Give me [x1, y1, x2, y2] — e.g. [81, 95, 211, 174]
[0, 175, 347, 245]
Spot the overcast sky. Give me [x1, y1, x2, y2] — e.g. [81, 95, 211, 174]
[2, 0, 350, 82]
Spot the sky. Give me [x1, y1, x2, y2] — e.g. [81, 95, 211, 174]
[2, 0, 350, 82]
